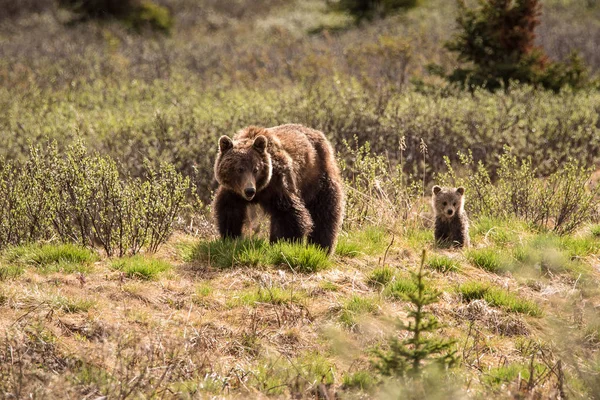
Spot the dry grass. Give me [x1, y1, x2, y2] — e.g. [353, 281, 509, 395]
[0, 223, 598, 399]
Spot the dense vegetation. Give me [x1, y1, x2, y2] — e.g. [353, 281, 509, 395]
[0, 0, 599, 398]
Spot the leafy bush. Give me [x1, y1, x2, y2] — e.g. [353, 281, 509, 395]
[439, 149, 600, 234]
[58, 0, 174, 34]
[0, 142, 189, 255]
[334, 0, 421, 22]
[443, 0, 589, 91]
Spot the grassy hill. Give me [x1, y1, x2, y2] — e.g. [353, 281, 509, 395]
[1, 218, 599, 398]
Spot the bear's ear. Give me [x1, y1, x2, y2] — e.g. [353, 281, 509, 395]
[219, 136, 233, 153]
[253, 135, 268, 153]
[456, 187, 465, 195]
[432, 185, 442, 195]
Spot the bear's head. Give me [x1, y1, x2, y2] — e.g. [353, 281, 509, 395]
[432, 185, 465, 219]
[214, 134, 272, 201]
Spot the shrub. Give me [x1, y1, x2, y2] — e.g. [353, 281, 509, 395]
[439, 149, 600, 235]
[0, 142, 188, 255]
[58, 0, 174, 34]
[443, 0, 589, 91]
[334, 0, 420, 22]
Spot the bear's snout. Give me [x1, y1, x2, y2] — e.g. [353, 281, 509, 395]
[244, 187, 256, 200]
[447, 209, 454, 216]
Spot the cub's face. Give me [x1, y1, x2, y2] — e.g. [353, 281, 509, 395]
[214, 135, 272, 201]
[432, 186, 465, 219]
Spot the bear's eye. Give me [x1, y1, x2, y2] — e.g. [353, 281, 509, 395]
[442, 201, 447, 206]
[237, 167, 244, 174]
[453, 202, 457, 206]
[253, 166, 259, 173]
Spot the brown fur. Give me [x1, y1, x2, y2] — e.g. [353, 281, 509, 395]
[213, 124, 345, 254]
[432, 185, 470, 248]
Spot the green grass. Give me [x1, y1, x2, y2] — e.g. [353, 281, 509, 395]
[483, 362, 547, 388]
[383, 276, 418, 300]
[466, 248, 509, 274]
[591, 225, 600, 238]
[339, 295, 379, 327]
[111, 255, 171, 280]
[188, 238, 268, 268]
[471, 217, 531, 246]
[320, 280, 340, 291]
[268, 242, 331, 273]
[190, 239, 331, 272]
[336, 226, 389, 257]
[192, 282, 213, 305]
[427, 255, 460, 273]
[0, 264, 24, 280]
[367, 266, 395, 287]
[457, 282, 542, 317]
[342, 370, 377, 390]
[512, 234, 595, 278]
[4, 243, 97, 273]
[228, 287, 306, 307]
[52, 295, 96, 313]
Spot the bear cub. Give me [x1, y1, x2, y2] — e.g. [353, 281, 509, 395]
[431, 185, 470, 248]
[212, 124, 345, 255]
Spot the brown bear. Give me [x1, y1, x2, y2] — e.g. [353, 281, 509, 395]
[213, 124, 345, 255]
[432, 185, 470, 248]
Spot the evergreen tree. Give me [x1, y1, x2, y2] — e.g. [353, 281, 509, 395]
[373, 250, 457, 377]
[444, 0, 588, 91]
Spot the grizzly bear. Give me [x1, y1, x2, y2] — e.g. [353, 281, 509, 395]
[432, 185, 470, 248]
[213, 124, 345, 255]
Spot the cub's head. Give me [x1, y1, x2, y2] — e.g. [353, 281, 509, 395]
[432, 185, 465, 219]
[214, 135, 272, 201]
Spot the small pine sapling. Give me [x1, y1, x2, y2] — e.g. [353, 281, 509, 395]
[373, 250, 458, 377]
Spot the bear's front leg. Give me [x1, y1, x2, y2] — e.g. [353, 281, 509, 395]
[213, 187, 248, 239]
[265, 193, 313, 244]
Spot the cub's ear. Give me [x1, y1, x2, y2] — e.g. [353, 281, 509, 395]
[432, 185, 442, 195]
[219, 136, 233, 153]
[456, 187, 465, 195]
[253, 135, 268, 153]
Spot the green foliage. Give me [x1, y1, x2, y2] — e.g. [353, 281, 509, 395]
[368, 266, 395, 287]
[340, 140, 422, 229]
[457, 281, 542, 316]
[466, 248, 507, 274]
[440, 149, 600, 234]
[334, 0, 420, 21]
[342, 370, 377, 390]
[384, 276, 419, 300]
[340, 295, 380, 327]
[444, 0, 589, 91]
[52, 295, 96, 313]
[0, 264, 24, 281]
[373, 251, 457, 377]
[0, 142, 188, 256]
[268, 242, 332, 273]
[427, 255, 460, 273]
[336, 226, 389, 257]
[5, 243, 97, 273]
[190, 238, 331, 272]
[59, 0, 173, 34]
[111, 255, 171, 280]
